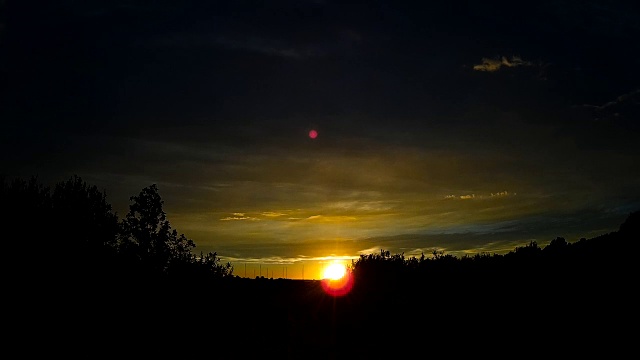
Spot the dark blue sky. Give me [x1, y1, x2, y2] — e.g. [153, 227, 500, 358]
[2, 0, 639, 278]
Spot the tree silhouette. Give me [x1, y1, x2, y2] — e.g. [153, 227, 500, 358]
[115, 183, 234, 280]
[619, 210, 639, 237]
[51, 175, 119, 255]
[1, 176, 57, 280]
[117, 184, 196, 274]
[191, 250, 234, 280]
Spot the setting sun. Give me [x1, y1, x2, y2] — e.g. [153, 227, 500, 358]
[320, 262, 354, 297]
[322, 262, 346, 280]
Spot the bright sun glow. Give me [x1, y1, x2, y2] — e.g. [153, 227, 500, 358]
[322, 262, 346, 280]
[320, 261, 354, 297]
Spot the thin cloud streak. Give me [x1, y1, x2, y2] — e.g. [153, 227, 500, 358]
[473, 56, 533, 72]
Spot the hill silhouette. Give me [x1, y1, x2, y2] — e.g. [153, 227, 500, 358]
[1, 175, 635, 358]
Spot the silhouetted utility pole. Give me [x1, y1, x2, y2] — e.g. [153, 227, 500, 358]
[302, 265, 304, 280]
[260, 264, 261, 277]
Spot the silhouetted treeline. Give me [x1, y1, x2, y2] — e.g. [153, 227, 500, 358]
[349, 210, 637, 292]
[1, 175, 233, 291]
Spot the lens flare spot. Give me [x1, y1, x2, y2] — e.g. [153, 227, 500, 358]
[309, 129, 318, 139]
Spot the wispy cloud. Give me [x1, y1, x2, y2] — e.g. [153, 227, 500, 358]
[581, 89, 639, 111]
[579, 89, 640, 121]
[357, 246, 386, 255]
[214, 36, 322, 58]
[220, 212, 260, 221]
[304, 215, 358, 222]
[222, 254, 359, 266]
[325, 200, 395, 212]
[473, 56, 533, 72]
[147, 31, 325, 59]
[261, 211, 287, 217]
[445, 191, 516, 200]
[490, 191, 512, 197]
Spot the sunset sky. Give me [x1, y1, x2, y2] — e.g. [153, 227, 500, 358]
[2, 1, 639, 279]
